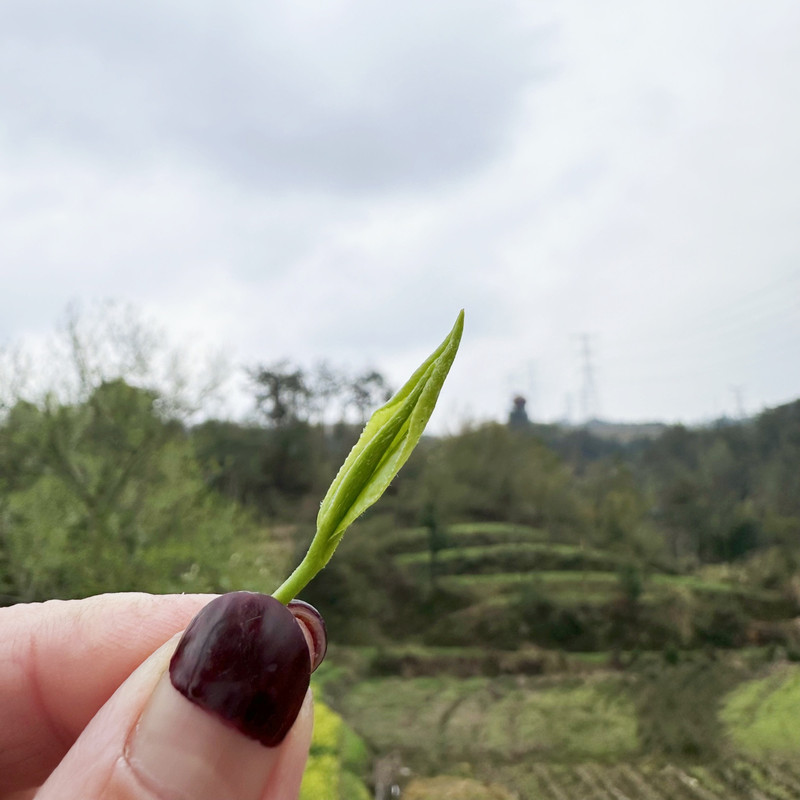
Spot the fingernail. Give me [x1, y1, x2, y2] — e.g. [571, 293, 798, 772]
[126, 592, 313, 800]
[170, 592, 311, 745]
[288, 599, 327, 672]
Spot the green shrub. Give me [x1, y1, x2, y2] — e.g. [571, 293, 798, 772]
[310, 701, 343, 755]
[338, 771, 372, 800]
[299, 753, 340, 800]
[301, 699, 371, 800]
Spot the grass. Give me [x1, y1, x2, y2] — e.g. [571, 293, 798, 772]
[383, 522, 548, 554]
[448, 522, 546, 536]
[721, 665, 800, 757]
[335, 674, 639, 767]
[438, 571, 620, 603]
[438, 570, 783, 605]
[404, 776, 514, 799]
[441, 570, 619, 587]
[649, 573, 783, 602]
[396, 542, 625, 575]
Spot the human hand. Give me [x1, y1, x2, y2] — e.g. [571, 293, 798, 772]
[0, 591, 327, 800]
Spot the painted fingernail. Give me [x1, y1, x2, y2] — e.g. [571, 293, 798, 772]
[288, 599, 327, 672]
[169, 591, 311, 747]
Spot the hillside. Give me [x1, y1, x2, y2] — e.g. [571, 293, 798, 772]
[310, 520, 800, 797]
[369, 521, 796, 653]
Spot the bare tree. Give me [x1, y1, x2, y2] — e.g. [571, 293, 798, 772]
[3, 300, 230, 422]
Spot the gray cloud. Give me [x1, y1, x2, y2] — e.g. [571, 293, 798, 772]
[2, 0, 799, 428]
[0, 0, 546, 193]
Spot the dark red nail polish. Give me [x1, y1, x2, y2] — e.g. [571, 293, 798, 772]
[288, 599, 328, 672]
[169, 592, 311, 747]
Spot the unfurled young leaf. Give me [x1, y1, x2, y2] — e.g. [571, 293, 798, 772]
[272, 310, 464, 604]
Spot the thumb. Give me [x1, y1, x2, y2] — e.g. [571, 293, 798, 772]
[35, 593, 327, 800]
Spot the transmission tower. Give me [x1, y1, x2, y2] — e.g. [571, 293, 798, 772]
[730, 385, 746, 419]
[578, 333, 600, 423]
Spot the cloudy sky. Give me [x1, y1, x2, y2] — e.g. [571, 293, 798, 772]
[1, 0, 799, 430]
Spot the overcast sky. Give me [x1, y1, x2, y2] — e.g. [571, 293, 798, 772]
[1, 0, 799, 430]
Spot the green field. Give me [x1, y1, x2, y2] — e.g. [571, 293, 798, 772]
[336, 674, 638, 765]
[722, 665, 800, 757]
[325, 660, 800, 799]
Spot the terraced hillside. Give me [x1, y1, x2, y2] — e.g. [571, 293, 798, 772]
[387, 522, 794, 651]
[320, 523, 800, 797]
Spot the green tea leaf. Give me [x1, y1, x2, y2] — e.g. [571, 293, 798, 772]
[272, 310, 464, 603]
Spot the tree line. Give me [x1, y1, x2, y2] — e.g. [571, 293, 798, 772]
[1, 305, 799, 620]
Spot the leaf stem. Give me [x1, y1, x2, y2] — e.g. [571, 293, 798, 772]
[272, 555, 317, 604]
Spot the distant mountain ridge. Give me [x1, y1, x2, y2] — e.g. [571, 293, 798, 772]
[580, 419, 668, 443]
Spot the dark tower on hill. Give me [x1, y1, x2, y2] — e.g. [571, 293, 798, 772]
[508, 395, 531, 429]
